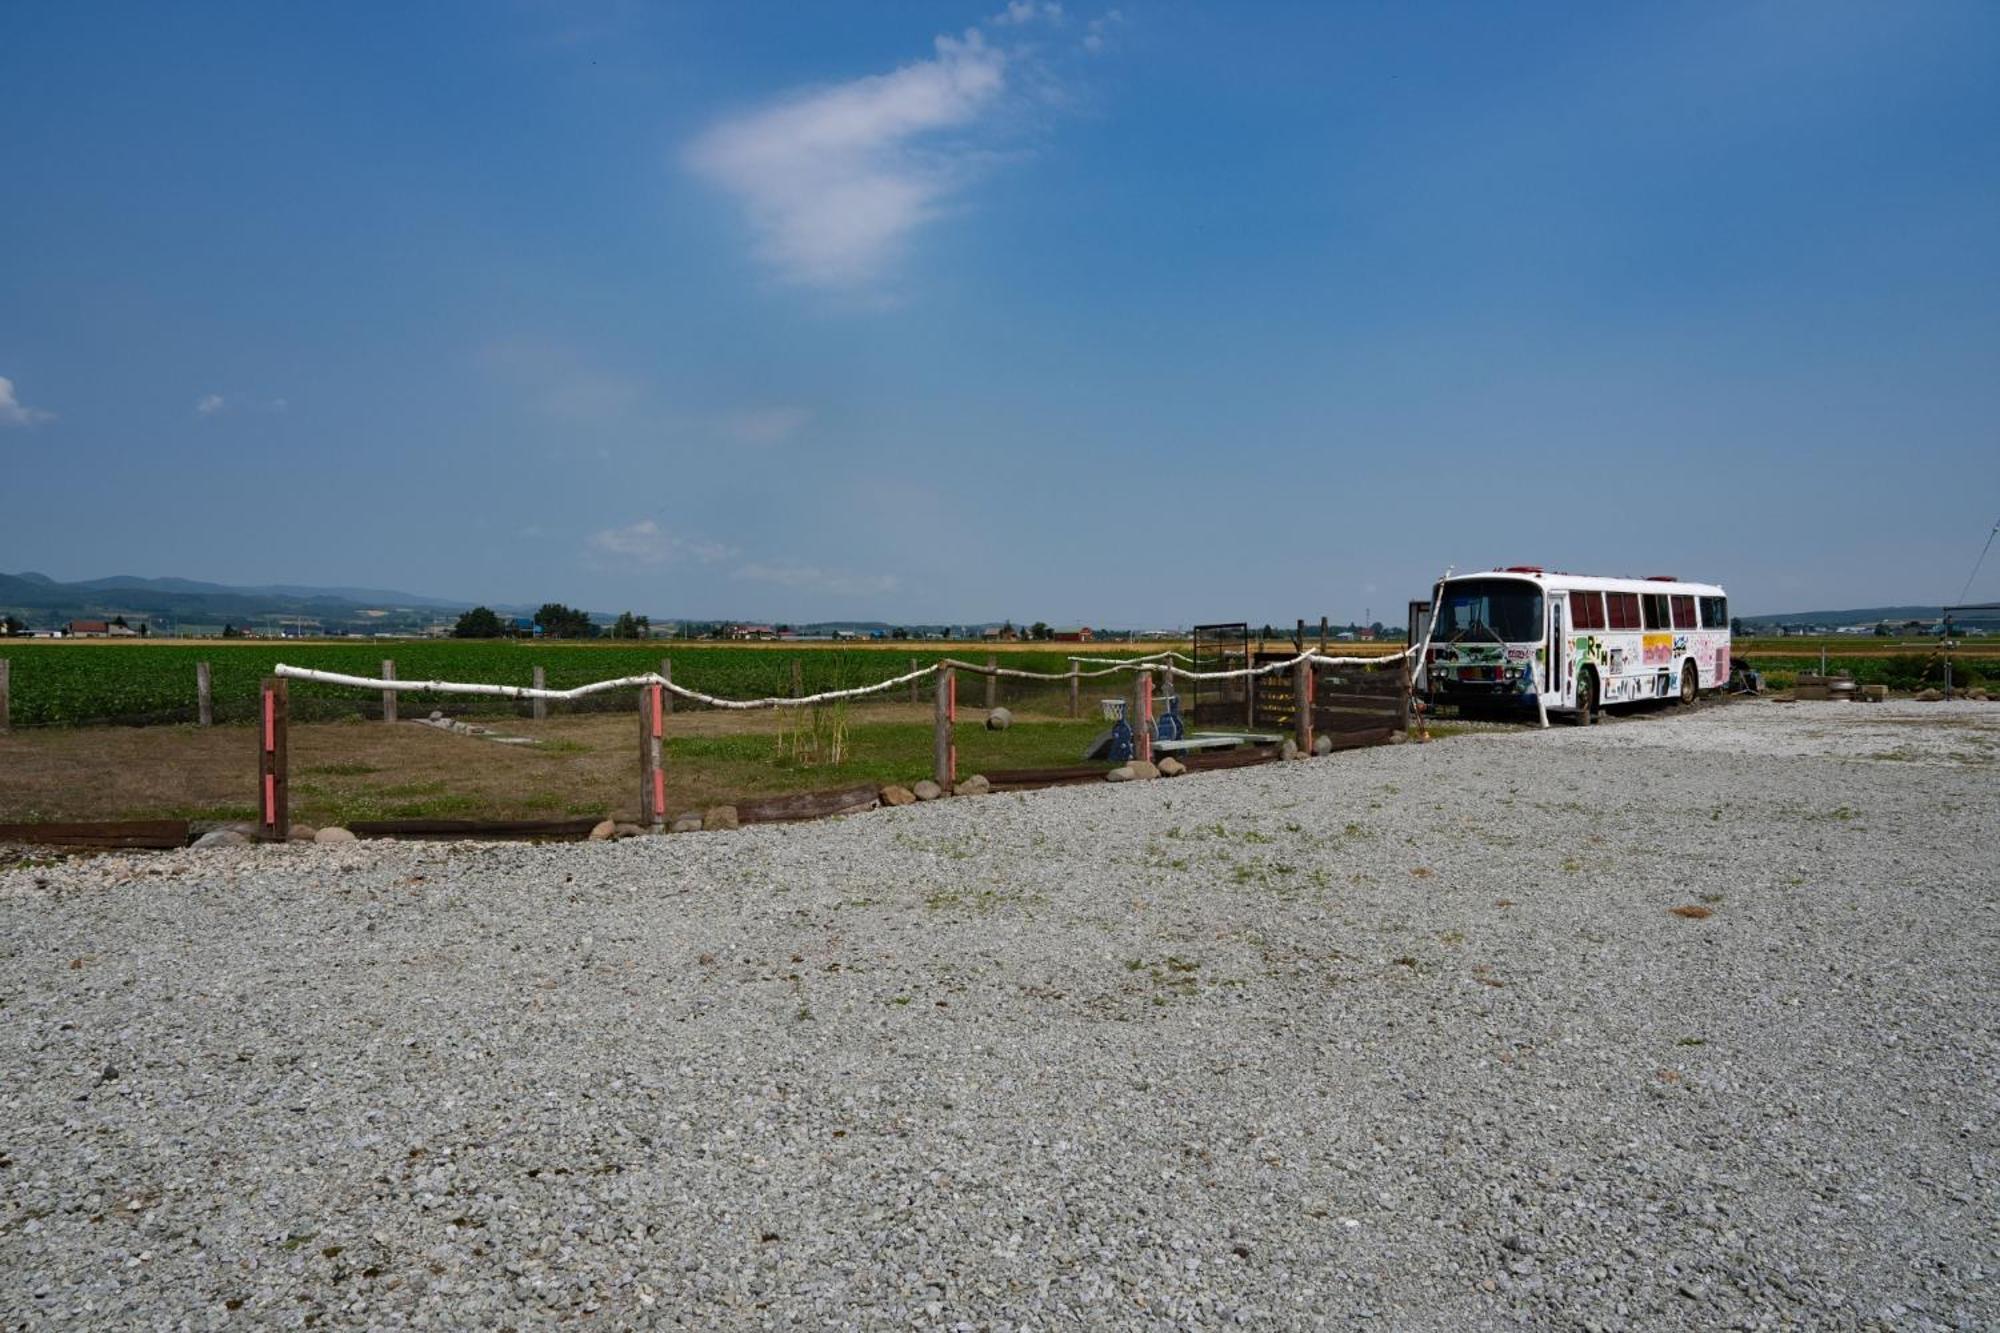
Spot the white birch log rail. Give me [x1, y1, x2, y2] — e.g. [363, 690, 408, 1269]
[274, 642, 1421, 711]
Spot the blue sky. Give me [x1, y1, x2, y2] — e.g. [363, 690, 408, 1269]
[3, 1, 1996, 624]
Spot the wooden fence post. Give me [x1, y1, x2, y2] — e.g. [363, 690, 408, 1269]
[1068, 659, 1080, 718]
[985, 654, 997, 710]
[196, 661, 212, 727]
[660, 658, 673, 716]
[640, 683, 665, 830]
[258, 677, 289, 842]
[1319, 616, 1329, 650]
[1137, 669, 1154, 766]
[1294, 659, 1313, 756]
[933, 667, 955, 791]
[532, 666, 547, 722]
[1397, 656, 1413, 735]
[381, 659, 397, 724]
[0, 658, 9, 734]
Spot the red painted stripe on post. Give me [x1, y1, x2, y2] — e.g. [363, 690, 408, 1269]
[948, 673, 957, 723]
[262, 689, 275, 752]
[652, 767, 666, 817]
[650, 684, 663, 738]
[263, 772, 275, 824]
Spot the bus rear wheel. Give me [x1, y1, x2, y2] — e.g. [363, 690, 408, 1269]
[1574, 668, 1599, 724]
[1679, 660, 1699, 706]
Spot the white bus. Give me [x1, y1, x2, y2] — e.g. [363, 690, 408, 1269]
[1425, 567, 1729, 722]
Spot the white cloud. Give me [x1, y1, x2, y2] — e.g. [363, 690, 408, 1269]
[734, 561, 899, 597]
[0, 376, 55, 427]
[195, 392, 289, 418]
[724, 406, 812, 445]
[993, 2, 1063, 26]
[1083, 9, 1123, 54]
[686, 29, 1011, 289]
[588, 520, 735, 567]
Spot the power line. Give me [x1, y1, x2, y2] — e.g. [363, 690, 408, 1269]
[1956, 517, 2000, 606]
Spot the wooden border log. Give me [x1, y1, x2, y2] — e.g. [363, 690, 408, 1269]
[735, 783, 881, 824]
[345, 816, 602, 842]
[381, 659, 398, 724]
[1179, 745, 1283, 772]
[532, 666, 547, 721]
[257, 677, 289, 842]
[984, 764, 1119, 790]
[0, 819, 191, 849]
[196, 660, 212, 728]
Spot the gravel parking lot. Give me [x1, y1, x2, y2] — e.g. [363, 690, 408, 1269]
[3, 699, 1995, 1330]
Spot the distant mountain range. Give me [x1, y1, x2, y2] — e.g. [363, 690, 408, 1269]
[0, 571, 502, 633]
[1742, 605, 1990, 626]
[12, 568, 1978, 637]
[0, 572, 1019, 637]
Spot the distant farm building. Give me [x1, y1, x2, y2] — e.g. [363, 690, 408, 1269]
[65, 620, 138, 638]
[1051, 627, 1094, 642]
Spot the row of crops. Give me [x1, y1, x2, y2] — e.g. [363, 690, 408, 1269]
[0, 642, 1135, 727]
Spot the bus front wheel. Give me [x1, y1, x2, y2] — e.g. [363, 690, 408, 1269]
[1574, 668, 1599, 724]
[1679, 660, 1699, 706]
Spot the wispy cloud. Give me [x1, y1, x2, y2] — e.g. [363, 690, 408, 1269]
[1083, 9, 1123, 54]
[734, 561, 900, 597]
[194, 392, 288, 418]
[0, 376, 55, 427]
[685, 29, 1011, 289]
[993, 1, 1064, 26]
[587, 519, 735, 568]
[724, 406, 812, 445]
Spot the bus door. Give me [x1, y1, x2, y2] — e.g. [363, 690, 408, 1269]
[1546, 592, 1568, 704]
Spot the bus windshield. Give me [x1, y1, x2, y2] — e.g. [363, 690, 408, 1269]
[1435, 579, 1544, 644]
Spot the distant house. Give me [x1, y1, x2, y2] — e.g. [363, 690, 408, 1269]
[65, 619, 137, 637]
[728, 624, 778, 641]
[1051, 627, 1094, 643]
[980, 625, 1021, 642]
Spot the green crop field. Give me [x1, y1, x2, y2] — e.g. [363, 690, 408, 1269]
[0, 640, 1154, 727]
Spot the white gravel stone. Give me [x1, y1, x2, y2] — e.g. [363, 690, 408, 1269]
[1, 698, 1993, 1328]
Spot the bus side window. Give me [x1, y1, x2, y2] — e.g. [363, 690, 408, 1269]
[1671, 595, 1696, 629]
[1642, 593, 1669, 630]
[1607, 593, 1639, 630]
[1700, 596, 1727, 629]
[1572, 592, 1605, 630]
